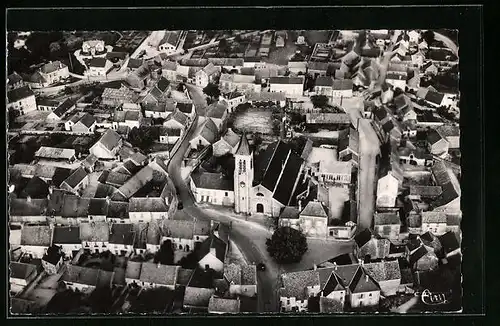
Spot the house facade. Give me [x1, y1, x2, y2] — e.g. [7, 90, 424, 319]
[269, 76, 304, 98]
[7, 86, 37, 115]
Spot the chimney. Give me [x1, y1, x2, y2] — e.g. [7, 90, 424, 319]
[48, 185, 54, 195]
[27, 195, 32, 203]
[210, 247, 216, 256]
[365, 275, 369, 282]
[359, 258, 364, 266]
[313, 264, 317, 270]
[105, 196, 111, 204]
[333, 262, 337, 270]
[298, 200, 302, 211]
[157, 263, 161, 268]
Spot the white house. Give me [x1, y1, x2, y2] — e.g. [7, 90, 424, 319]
[385, 72, 407, 90]
[159, 127, 182, 144]
[220, 92, 246, 112]
[47, 99, 76, 121]
[421, 212, 448, 236]
[72, 113, 97, 133]
[190, 171, 235, 207]
[90, 129, 123, 159]
[376, 171, 400, 209]
[108, 223, 135, 256]
[219, 73, 260, 93]
[79, 222, 110, 254]
[39, 61, 70, 86]
[20, 225, 53, 259]
[189, 118, 219, 150]
[86, 57, 113, 77]
[332, 79, 354, 98]
[52, 226, 82, 258]
[224, 263, 258, 298]
[7, 85, 37, 115]
[162, 219, 210, 253]
[198, 235, 228, 273]
[81, 39, 106, 56]
[60, 167, 89, 195]
[128, 197, 170, 223]
[195, 62, 220, 88]
[158, 31, 182, 55]
[269, 76, 304, 98]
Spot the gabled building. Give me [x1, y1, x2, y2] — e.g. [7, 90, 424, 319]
[86, 57, 113, 77]
[354, 229, 391, 260]
[224, 263, 258, 298]
[427, 129, 449, 157]
[158, 31, 182, 54]
[62, 265, 114, 292]
[90, 129, 123, 159]
[52, 225, 82, 258]
[79, 222, 110, 254]
[108, 223, 135, 256]
[198, 235, 228, 272]
[38, 61, 69, 86]
[208, 296, 241, 314]
[373, 212, 401, 241]
[299, 201, 330, 238]
[195, 62, 220, 88]
[60, 167, 89, 195]
[269, 76, 304, 98]
[41, 245, 64, 275]
[189, 118, 219, 150]
[206, 101, 229, 130]
[128, 197, 170, 223]
[163, 110, 188, 130]
[7, 85, 37, 115]
[213, 128, 242, 157]
[20, 225, 53, 259]
[337, 127, 360, 165]
[10, 262, 38, 294]
[190, 171, 234, 206]
[72, 113, 96, 133]
[279, 270, 321, 312]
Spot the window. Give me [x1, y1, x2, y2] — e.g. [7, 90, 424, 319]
[369, 293, 372, 297]
[360, 294, 364, 299]
[225, 192, 228, 196]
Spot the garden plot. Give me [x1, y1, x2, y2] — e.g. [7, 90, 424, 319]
[233, 107, 274, 135]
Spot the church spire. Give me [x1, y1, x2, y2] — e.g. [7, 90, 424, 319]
[235, 132, 251, 156]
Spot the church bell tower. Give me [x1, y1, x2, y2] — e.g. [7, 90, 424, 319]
[234, 133, 253, 214]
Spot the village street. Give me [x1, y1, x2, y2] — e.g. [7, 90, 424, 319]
[165, 86, 354, 312]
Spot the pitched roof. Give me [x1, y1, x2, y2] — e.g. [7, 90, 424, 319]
[207, 102, 227, 120]
[7, 85, 34, 103]
[322, 272, 345, 296]
[198, 235, 227, 262]
[62, 265, 100, 286]
[163, 220, 195, 239]
[279, 206, 300, 219]
[10, 262, 37, 280]
[280, 270, 320, 300]
[439, 231, 460, 254]
[208, 296, 240, 313]
[363, 260, 401, 283]
[315, 76, 334, 87]
[52, 226, 81, 244]
[8, 72, 23, 85]
[43, 245, 63, 265]
[176, 101, 193, 114]
[105, 52, 127, 61]
[421, 211, 447, 224]
[300, 201, 328, 218]
[183, 287, 215, 308]
[127, 58, 144, 69]
[269, 76, 304, 85]
[260, 141, 291, 191]
[190, 171, 233, 191]
[409, 245, 430, 266]
[306, 113, 351, 124]
[51, 99, 76, 118]
[332, 79, 353, 90]
[374, 212, 401, 225]
[97, 129, 122, 152]
[409, 185, 443, 198]
[354, 228, 373, 248]
[89, 57, 108, 68]
[166, 110, 188, 125]
[20, 225, 52, 246]
[129, 197, 168, 212]
[40, 60, 67, 74]
[436, 124, 460, 137]
[79, 222, 110, 242]
[427, 128, 445, 145]
[273, 152, 303, 205]
[348, 266, 380, 293]
[109, 223, 135, 245]
[425, 90, 445, 105]
[194, 118, 218, 144]
[139, 262, 178, 286]
[62, 167, 87, 188]
[21, 176, 49, 199]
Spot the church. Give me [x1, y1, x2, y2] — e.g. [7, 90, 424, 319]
[233, 134, 306, 217]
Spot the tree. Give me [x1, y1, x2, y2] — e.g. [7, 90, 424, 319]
[203, 83, 221, 100]
[218, 39, 230, 55]
[154, 240, 175, 265]
[128, 126, 160, 150]
[310, 95, 329, 108]
[266, 227, 308, 264]
[178, 251, 199, 269]
[177, 83, 186, 92]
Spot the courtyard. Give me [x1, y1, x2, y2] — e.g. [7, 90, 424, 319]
[230, 104, 282, 135]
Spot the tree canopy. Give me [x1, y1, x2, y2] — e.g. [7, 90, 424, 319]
[128, 126, 160, 151]
[266, 227, 308, 264]
[310, 95, 329, 108]
[203, 83, 221, 99]
[154, 240, 175, 265]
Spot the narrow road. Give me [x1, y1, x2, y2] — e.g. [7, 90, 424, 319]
[167, 86, 279, 312]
